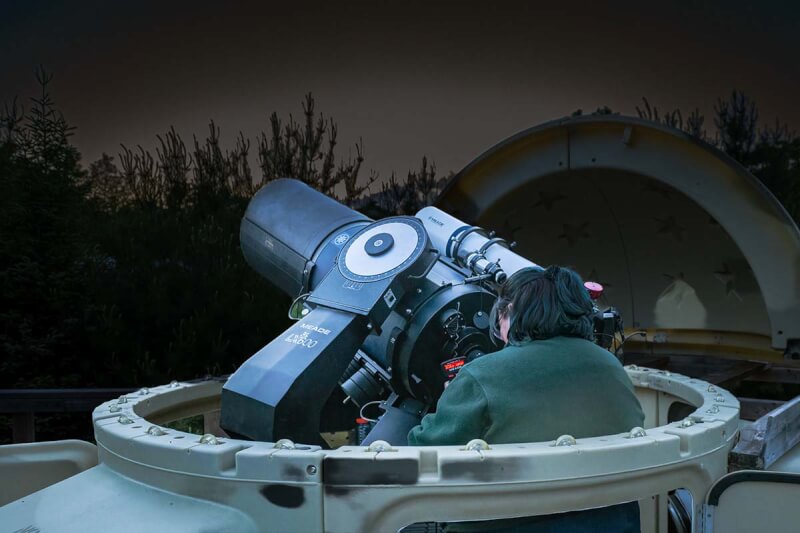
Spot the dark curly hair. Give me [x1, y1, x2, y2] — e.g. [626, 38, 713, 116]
[489, 265, 594, 345]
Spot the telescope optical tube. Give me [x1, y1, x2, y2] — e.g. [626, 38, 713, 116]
[416, 207, 540, 280]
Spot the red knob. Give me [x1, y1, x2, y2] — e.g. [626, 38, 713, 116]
[584, 281, 603, 300]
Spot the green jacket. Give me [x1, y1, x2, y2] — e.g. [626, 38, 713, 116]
[407, 336, 644, 532]
[408, 336, 644, 446]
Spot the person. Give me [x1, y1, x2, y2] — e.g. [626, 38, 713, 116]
[408, 265, 645, 532]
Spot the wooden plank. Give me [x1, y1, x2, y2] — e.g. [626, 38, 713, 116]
[0, 388, 135, 400]
[622, 354, 670, 368]
[713, 362, 767, 388]
[739, 397, 785, 421]
[624, 353, 765, 385]
[0, 388, 135, 414]
[203, 410, 223, 437]
[744, 366, 800, 385]
[12, 412, 35, 443]
[731, 395, 800, 471]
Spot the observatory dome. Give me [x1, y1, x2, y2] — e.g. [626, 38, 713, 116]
[437, 116, 800, 359]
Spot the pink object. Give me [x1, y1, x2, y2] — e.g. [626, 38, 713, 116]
[584, 281, 604, 300]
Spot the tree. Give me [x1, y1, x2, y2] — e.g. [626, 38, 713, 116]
[119, 144, 162, 209]
[0, 68, 92, 388]
[85, 153, 126, 210]
[635, 91, 799, 223]
[714, 90, 759, 163]
[256, 93, 376, 204]
[373, 156, 446, 216]
[635, 98, 708, 141]
[751, 121, 800, 221]
[157, 127, 192, 210]
[191, 121, 253, 209]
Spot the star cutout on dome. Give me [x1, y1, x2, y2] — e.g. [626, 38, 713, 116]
[531, 190, 567, 212]
[498, 217, 523, 242]
[642, 182, 674, 199]
[655, 216, 685, 241]
[558, 222, 590, 247]
[713, 264, 742, 301]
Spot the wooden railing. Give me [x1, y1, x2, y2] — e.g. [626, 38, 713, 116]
[0, 388, 135, 443]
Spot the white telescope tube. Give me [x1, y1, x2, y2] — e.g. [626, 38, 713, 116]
[416, 207, 540, 280]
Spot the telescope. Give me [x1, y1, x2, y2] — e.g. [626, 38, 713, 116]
[220, 179, 618, 446]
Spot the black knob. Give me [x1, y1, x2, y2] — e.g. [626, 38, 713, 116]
[365, 232, 394, 256]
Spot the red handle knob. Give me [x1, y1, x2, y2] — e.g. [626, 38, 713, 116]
[584, 281, 604, 300]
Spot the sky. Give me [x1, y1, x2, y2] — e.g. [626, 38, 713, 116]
[2, 0, 798, 180]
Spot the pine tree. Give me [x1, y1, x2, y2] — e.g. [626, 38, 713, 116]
[256, 93, 376, 204]
[0, 67, 91, 389]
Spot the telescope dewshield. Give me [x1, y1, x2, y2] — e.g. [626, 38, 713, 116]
[416, 206, 540, 278]
[240, 178, 370, 295]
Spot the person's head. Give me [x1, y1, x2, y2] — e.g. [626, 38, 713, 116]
[489, 265, 594, 345]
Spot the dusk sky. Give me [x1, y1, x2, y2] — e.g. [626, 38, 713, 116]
[2, 0, 798, 179]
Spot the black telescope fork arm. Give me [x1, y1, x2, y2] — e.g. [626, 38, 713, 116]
[221, 307, 370, 445]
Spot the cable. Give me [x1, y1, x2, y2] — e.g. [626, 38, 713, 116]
[615, 331, 648, 355]
[359, 400, 383, 423]
[594, 332, 618, 351]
